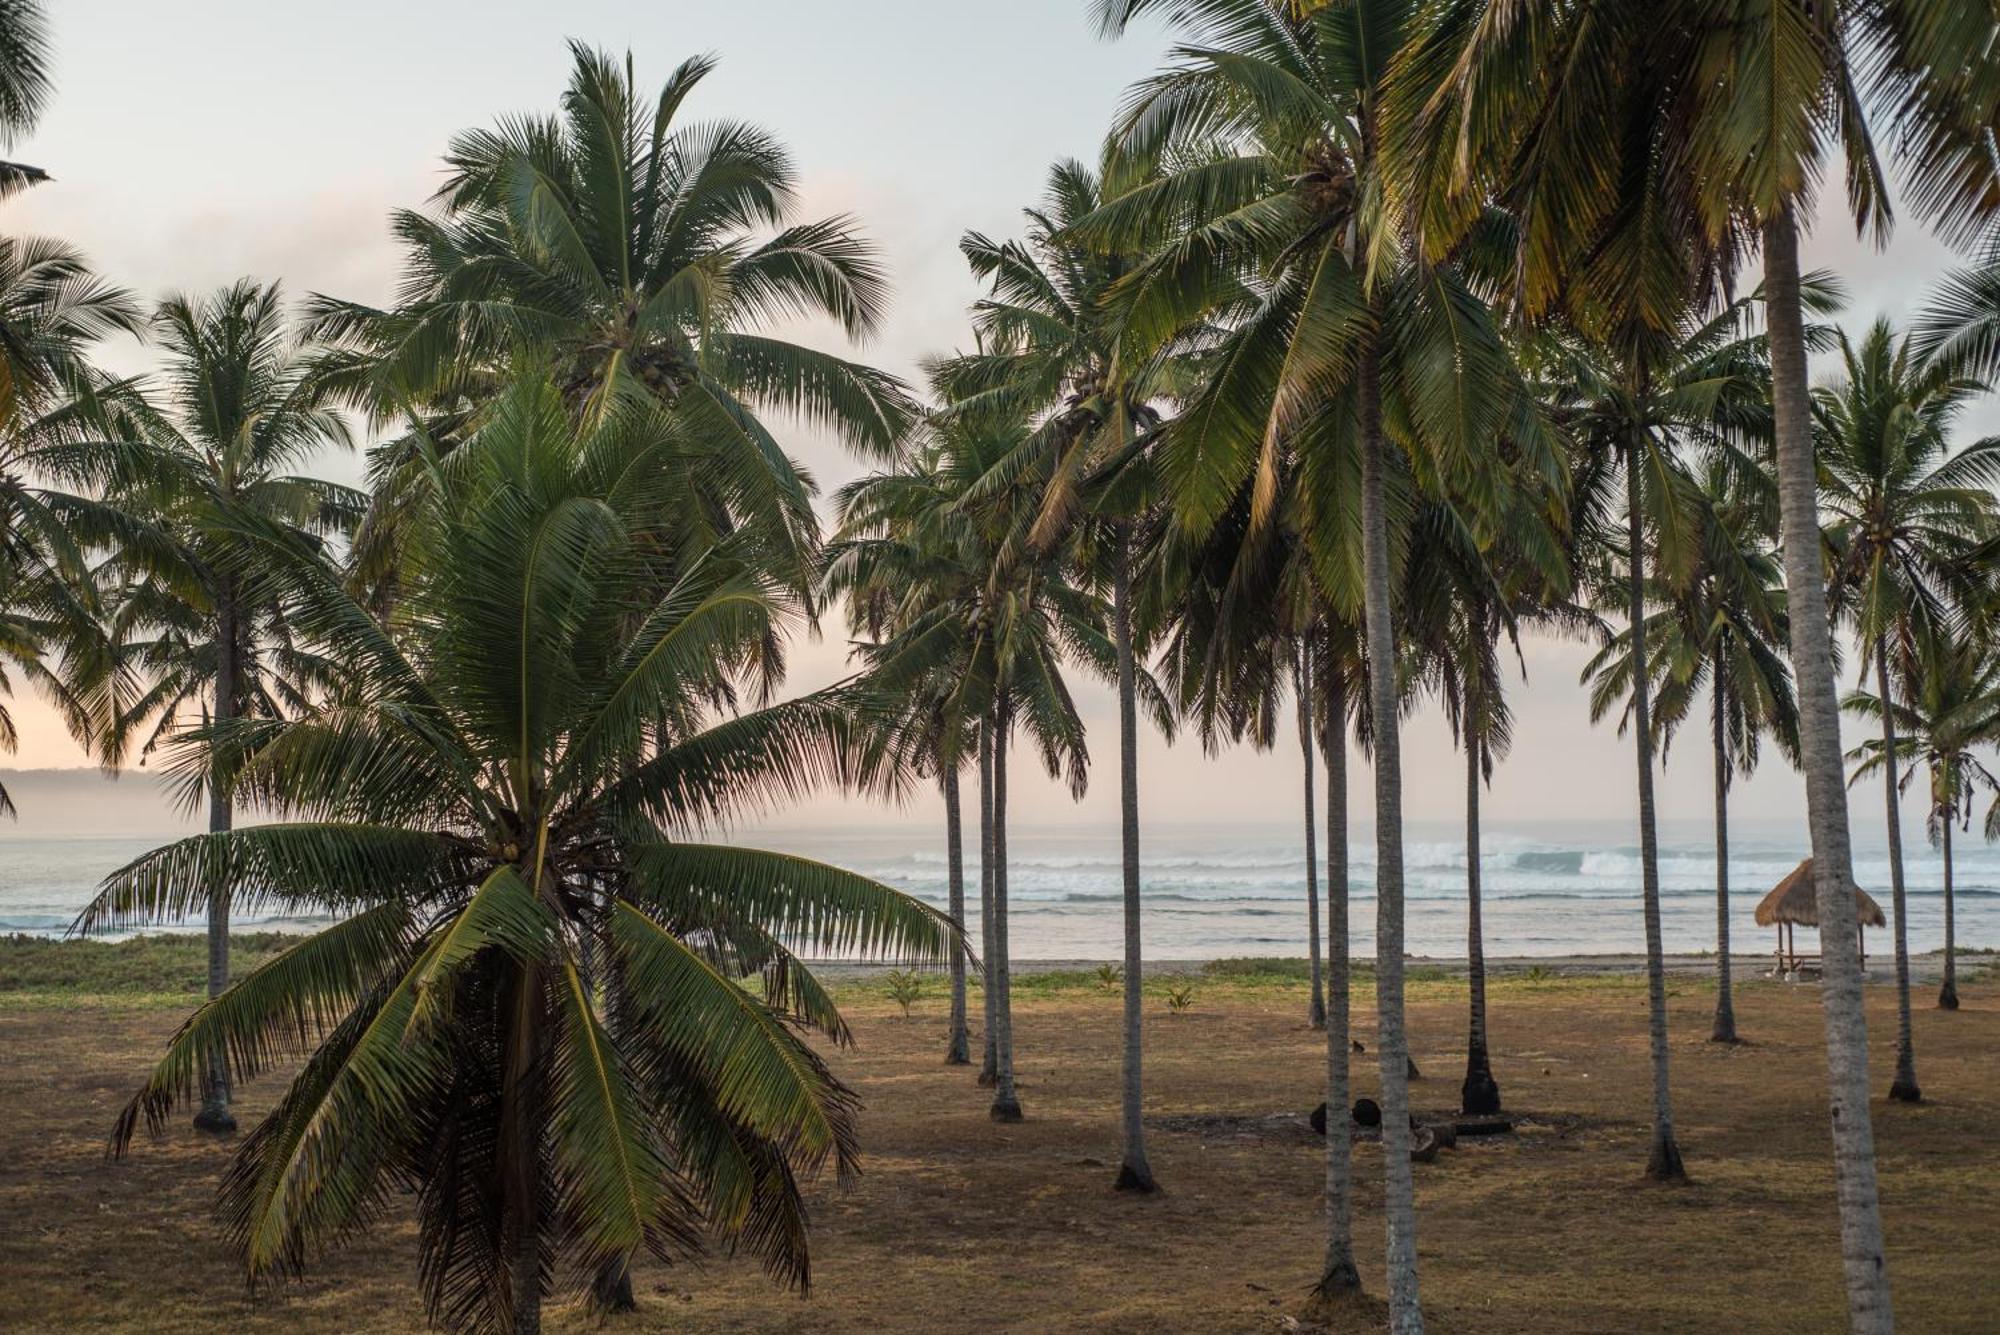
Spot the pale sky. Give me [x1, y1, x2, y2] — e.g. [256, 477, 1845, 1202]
[2, 1, 1983, 839]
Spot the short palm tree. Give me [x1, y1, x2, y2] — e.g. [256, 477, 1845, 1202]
[1816, 318, 2000, 1100]
[81, 376, 954, 1335]
[94, 281, 361, 1131]
[1846, 627, 2000, 1014]
[1585, 461, 1800, 1044]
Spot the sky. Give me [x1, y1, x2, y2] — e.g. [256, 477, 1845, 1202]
[0, 1, 1986, 839]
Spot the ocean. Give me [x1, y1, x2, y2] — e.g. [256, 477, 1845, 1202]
[5, 819, 1992, 961]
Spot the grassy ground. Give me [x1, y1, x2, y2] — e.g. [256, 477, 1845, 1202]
[0, 937, 1995, 1332]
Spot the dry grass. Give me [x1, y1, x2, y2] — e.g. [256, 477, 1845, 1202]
[0, 967, 1995, 1332]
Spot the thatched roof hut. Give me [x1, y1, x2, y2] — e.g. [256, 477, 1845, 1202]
[1753, 859, 1887, 928]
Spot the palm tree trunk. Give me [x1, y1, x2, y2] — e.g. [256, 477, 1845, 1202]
[1765, 204, 1894, 1332]
[590, 891, 637, 1314]
[504, 961, 544, 1335]
[1357, 339, 1422, 1332]
[1312, 666, 1361, 1303]
[1711, 669, 1740, 1044]
[513, 1242, 543, 1335]
[990, 692, 1023, 1122]
[1940, 805, 1958, 1010]
[1625, 432, 1685, 1180]
[944, 758, 971, 1064]
[1873, 638, 1921, 1102]
[194, 582, 237, 1135]
[1112, 530, 1155, 1187]
[978, 719, 998, 1086]
[1461, 733, 1499, 1115]
[590, 1257, 635, 1314]
[1299, 644, 1325, 1029]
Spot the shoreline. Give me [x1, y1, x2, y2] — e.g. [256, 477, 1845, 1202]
[809, 949, 1976, 986]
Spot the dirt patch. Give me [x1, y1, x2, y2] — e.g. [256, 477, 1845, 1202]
[1148, 1110, 1322, 1145]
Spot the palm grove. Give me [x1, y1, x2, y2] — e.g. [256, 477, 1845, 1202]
[3, 1, 1999, 1332]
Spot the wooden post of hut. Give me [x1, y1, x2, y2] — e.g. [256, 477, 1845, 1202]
[1754, 858, 1888, 978]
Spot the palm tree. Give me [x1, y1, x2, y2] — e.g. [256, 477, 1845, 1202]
[81, 376, 954, 1335]
[1846, 627, 2000, 1013]
[312, 42, 916, 596]
[1152, 483, 1332, 1029]
[0, 237, 144, 801]
[1295, 635, 1325, 1027]
[0, 237, 143, 430]
[1090, 5, 1559, 1318]
[1815, 319, 2000, 1100]
[832, 403, 1100, 1124]
[1526, 284, 1784, 1178]
[96, 281, 360, 1132]
[0, 0, 51, 195]
[1585, 460, 1800, 1044]
[826, 523, 980, 1067]
[1400, 7, 2000, 1320]
[931, 155, 1190, 1188]
[1402, 499, 1551, 1119]
[1312, 618, 1368, 1303]
[1160, 509, 1374, 1299]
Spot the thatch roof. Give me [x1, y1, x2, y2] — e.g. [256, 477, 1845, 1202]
[1754, 859, 1887, 929]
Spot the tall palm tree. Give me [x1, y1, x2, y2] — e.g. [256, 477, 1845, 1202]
[1512, 249, 1800, 1167]
[931, 155, 1190, 1188]
[1403, 497, 1557, 1119]
[81, 376, 953, 1335]
[1520, 304, 1737, 1177]
[1846, 627, 2000, 1013]
[826, 512, 981, 1067]
[1585, 460, 1801, 1044]
[1815, 319, 2000, 1100]
[321, 56, 919, 1291]
[1091, 6, 1559, 1318]
[1400, 7, 2000, 1320]
[0, 0, 50, 195]
[831, 403, 1101, 1124]
[1296, 636, 1325, 1027]
[1312, 618, 1369, 1304]
[97, 281, 360, 1132]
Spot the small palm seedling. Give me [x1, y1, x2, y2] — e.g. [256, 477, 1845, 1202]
[885, 969, 924, 1018]
[1164, 980, 1196, 1016]
[1095, 962, 1122, 992]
